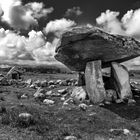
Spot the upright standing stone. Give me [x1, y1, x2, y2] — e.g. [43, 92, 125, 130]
[111, 62, 132, 100]
[85, 60, 106, 104]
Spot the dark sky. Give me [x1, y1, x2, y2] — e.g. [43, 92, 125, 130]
[23, 0, 139, 26]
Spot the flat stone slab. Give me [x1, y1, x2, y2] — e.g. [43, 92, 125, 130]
[55, 26, 140, 71]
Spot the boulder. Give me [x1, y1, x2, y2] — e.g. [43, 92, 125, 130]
[55, 26, 140, 71]
[43, 99, 55, 105]
[71, 86, 87, 103]
[18, 113, 34, 126]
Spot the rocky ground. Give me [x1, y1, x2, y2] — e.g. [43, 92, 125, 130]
[0, 69, 140, 140]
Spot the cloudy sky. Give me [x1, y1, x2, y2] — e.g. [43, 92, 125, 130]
[0, 0, 140, 66]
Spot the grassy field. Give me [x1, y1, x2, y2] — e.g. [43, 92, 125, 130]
[0, 68, 140, 140]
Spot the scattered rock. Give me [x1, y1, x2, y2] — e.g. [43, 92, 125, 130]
[40, 80, 47, 87]
[110, 128, 131, 136]
[60, 80, 68, 86]
[106, 89, 117, 102]
[48, 85, 56, 89]
[123, 129, 131, 135]
[45, 90, 52, 96]
[115, 99, 124, 104]
[58, 88, 67, 95]
[104, 101, 111, 105]
[79, 103, 88, 111]
[63, 102, 69, 106]
[71, 86, 87, 104]
[74, 81, 78, 86]
[30, 84, 36, 89]
[88, 112, 96, 116]
[34, 80, 41, 87]
[55, 79, 62, 85]
[128, 99, 136, 106]
[34, 92, 45, 99]
[34, 88, 45, 99]
[25, 79, 32, 86]
[61, 97, 65, 101]
[48, 80, 55, 86]
[21, 94, 28, 99]
[64, 136, 77, 140]
[43, 99, 55, 105]
[99, 103, 105, 107]
[18, 113, 34, 126]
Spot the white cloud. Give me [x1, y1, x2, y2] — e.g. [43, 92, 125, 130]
[64, 6, 83, 17]
[26, 2, 54, 19]
[0, 0, 53, 30]
[45, 18, 76, 36]
[96, 10, 125, 35]
[96, 9, 140, 40]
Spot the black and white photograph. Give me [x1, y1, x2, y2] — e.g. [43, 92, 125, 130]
[0, 0, 140, 139]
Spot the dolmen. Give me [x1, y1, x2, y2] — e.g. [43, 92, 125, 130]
[55, 26, 140, 104]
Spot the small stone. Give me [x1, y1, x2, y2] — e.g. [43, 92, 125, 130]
[123, 129, 130, 135]
[99, 103, 105, 107]
[21, 94, 28, 99]
[64, 136, 77, 140]
[30, 84, 36, 89]
[45, 90, 52, 96]
[115, 99, 124, 104]
[58, 88, 67, 94]
[18, 113, 33, 126]
[49, 85, 56, 89]
[61, 97, 65, 101]
[34, 80, 41, 87]
[79, 103, 88, 110]
[52, 93, 61, 97]
[61, 80, 68, 86]
[34, 89, 45, 99]
[104, 101, 111, 105]
[88, 112, 96, 116]
[63, 102, 68, 106]
[56, 79, 62, 85]
[128, 99, 136, 106]
[40, 80, 47, 87]
[25, 79, 32, 85]
[43, 99, 54, 105]
[106, 89, 117, 102]
[48, 80, 55, 86]
[74, 81, 78, 86]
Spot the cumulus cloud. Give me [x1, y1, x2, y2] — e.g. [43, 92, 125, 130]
[96, 10, 125, 35]
[0, 0, 53, 30]
[96, 9, 140, 40]
[0, 28, 48, 61]
[45, 18, 76, 36]
[25, 2, 54, 19]
[0, 17, 76, 62]
[64, 6, 83, 17]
